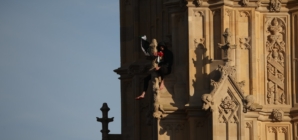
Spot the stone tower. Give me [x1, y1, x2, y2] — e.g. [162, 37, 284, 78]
[114, 0, 298, 139]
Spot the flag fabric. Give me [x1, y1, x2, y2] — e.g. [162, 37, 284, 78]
[140, 35, 150, 56]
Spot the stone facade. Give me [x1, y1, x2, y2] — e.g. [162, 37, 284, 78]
[114, 0, 298, 139]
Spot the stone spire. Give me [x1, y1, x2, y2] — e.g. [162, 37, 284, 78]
[96, 103, 114, 140]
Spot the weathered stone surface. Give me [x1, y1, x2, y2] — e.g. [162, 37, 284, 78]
[115, 0, 298, 139]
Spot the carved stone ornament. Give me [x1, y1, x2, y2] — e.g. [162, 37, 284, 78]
[243, 95, 263, 113]
[217, 64, 236, 79]
[268, 126, 288, 133]
[218, 96, 239, 123]
[237, 81, 245, 90]
[221, 28, 232, 46]
[246, 121, 252, 128]
[202, 94, 214, 111]
[194, 38, 205, 48]
[257, 0, 262, 7]
[241, 0, 249, 7]
[194, 38, 206, 54]
[239, 37, 251, 49]
[218, 28, 237, 62]
[272, 109, 284, 121]
[266, 17, 286, 105]
[193, 0, 203, 7]
[210, 79, 219, 90]
[269, 0, 282, 12]
[220, 96, 236, 114]
[193, 10, 204, 17]
[152, 72, 165, 119]
[240, 11, 250, 17]
[225, 9, 232, 17]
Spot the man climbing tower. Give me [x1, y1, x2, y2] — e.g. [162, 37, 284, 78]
[136, 42, 173, 100]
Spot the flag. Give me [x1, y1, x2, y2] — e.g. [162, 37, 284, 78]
[140, 35, 150, 56]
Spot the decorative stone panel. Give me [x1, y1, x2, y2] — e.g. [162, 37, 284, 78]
[265, 123, 291, 140]
[264, 16, 288, 105]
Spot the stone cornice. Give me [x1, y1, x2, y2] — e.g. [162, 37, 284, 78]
[166, 0, 298, 14]
[180, 0, 298, 9]
[114, 59, 151, 79]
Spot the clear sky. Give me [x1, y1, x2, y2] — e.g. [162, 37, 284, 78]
[0, 0, 121, 140]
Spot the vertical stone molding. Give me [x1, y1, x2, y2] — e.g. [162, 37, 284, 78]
[292, 13, 298, 104]
[236, 10, 251, 95]
[245, 121, 253, 140]
[294, 122, 298, 140]
[189, 8, 207, 106]
[258, 122, 262, 140]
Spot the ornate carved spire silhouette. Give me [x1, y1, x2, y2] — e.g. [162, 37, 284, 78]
[97, 103, 114, 140]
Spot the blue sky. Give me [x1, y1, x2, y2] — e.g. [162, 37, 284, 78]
[0, 0, 121, 140]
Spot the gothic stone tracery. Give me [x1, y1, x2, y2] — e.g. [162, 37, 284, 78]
[266, 17, 286, 105]
[218, 96, 239, 123]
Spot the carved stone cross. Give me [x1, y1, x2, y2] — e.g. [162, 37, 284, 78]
[218, 28, 236, 64]
[97, 103, 114, 140]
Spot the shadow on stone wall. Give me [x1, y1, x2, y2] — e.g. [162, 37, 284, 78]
[190, 43, 214, 105]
